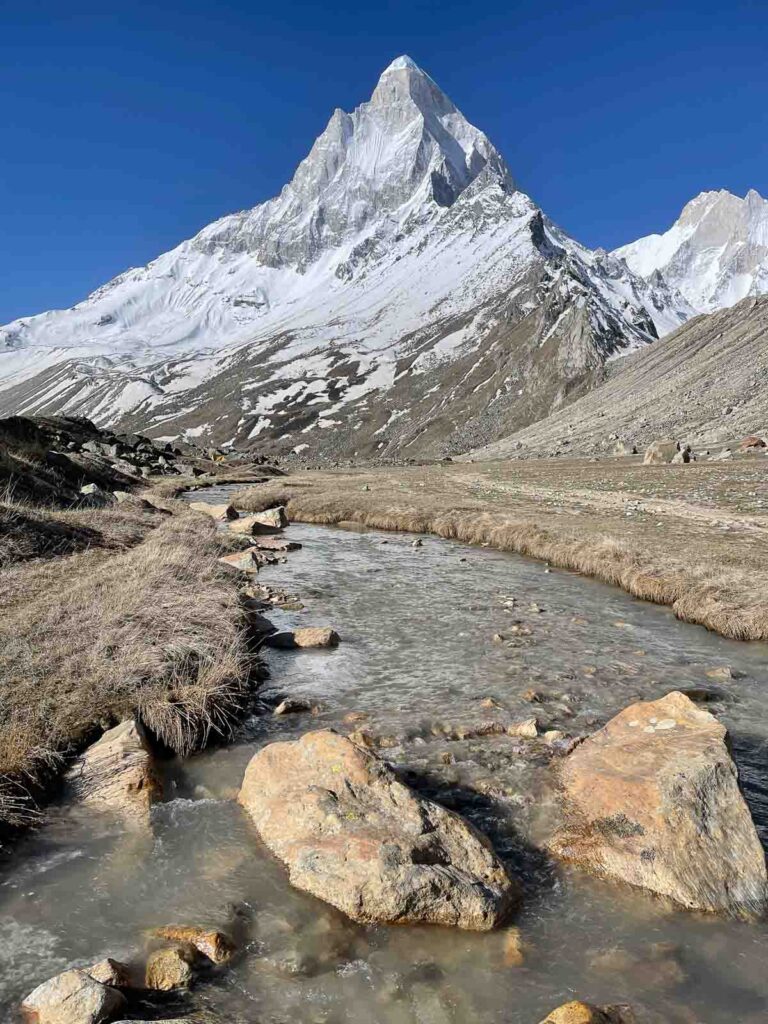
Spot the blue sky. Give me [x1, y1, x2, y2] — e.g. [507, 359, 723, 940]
[2, 0, 766, 323]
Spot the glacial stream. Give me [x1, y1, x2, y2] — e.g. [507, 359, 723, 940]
[2, 490, 768, 1023]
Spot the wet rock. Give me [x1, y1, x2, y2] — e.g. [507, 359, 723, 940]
[523, 689, 545, 703]
[144, 945, 196, 990]
[549, 691, 767, 915]
[149, 925, 235, 964]
[252, 535, 302, 551]
[64, 718, 161, 825]
[273, 697, 315, 715]
[22, 968, 125, 1024]
[189, 501, 238, 521]
[502, 927, 526, 966]
[267, 627, 340, 649]
[237, 729, 518, 929]
[538, 1001, 636, 1024]
[589, 942, 686, 987]
[86, 958, 131, 987]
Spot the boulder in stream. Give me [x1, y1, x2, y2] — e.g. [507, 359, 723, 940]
[189, 501, 239, 521]
[149, 925, 235, 964]
[538, 1001, 636, 1024]
[22, 968, 125, 1024]
[145, 945, 196, 990]
[64, 717, 161, 825]
[249, 506, 289, 531]
[549, 691, 767, 916]
[237, 729, 518, 929]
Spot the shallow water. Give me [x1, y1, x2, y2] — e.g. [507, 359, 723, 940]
[3, 493, 768, 1023]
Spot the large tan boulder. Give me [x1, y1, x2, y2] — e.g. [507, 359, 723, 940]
[538, 1001, 635, 1024]
[65, 718, 161, 824]
[237, 730, 517, 929]
[22, 968, 125, 1024]
[642, 440, 680, 464]
[189, 501, 238, 521]
[266, 626, 341, 649]
[549, 692, 767, 915]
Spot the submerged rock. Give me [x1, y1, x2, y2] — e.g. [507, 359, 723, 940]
[22, 968, 125, 1024]
[549, 691, 767, 915]
[64, 718, 161, 825]
[237, 729, 518, 929]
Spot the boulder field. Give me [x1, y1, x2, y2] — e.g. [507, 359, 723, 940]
[238, 729, 519, 929]
[549, 691, 767, 916]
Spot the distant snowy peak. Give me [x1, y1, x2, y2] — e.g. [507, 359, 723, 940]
[192, 54, 514, 270]
[614, 189, 768, 313]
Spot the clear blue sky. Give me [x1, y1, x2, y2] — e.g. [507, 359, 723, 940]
[2, 0, 767, 323]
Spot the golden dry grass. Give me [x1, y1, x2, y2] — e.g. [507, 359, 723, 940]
[233, 457, 768, 642]
[0, 510, 250, 828]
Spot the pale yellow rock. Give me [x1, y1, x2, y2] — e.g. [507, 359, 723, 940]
[189, 501, 238, 521]
[22, 968, 125, 1023]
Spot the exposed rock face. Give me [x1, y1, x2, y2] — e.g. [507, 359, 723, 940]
[549, 692, 767, 915]
[237, 729, 518, 929]
[149, 925, 235, 964]
[538, 1001, 636, 1024]
[64, 718, 161, 824]
[22, 968, 125, 1024]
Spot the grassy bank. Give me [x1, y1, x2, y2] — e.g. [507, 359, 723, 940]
[233, 456, 768, 642]
[0, 505, 250, 830]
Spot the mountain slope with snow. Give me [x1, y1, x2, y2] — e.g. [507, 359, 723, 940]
[0, 57, 689, 458]
[615, 189, 768, 314]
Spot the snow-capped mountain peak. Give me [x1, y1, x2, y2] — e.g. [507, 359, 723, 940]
[614, 188, 768, 313]
[0, 57, 687, 458]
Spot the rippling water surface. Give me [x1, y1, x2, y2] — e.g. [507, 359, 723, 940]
[2, 494, 768, 1022]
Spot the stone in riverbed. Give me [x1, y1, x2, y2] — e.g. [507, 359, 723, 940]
[252, 535, 302, 551]
[237, 729, 518, 929]
[538, 1001, 636, 1024]
[86, 958, 132, 987]
[549, 691, 767, 915]
[149, 925, 235, 964]
[22, 968, 125, 1024]
[273, 696, 315, 715]
[64, 718, 161, 825]
[249, 506, 289, 531]
[266, 627, 340, 649]
[144, 945, 196, 990]
[217, 547, 263, 572]
[189, 501, 238, 520]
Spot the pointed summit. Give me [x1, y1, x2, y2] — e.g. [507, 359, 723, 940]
[381, 54, 422, 73]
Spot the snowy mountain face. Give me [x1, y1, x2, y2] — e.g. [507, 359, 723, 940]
[615, 189, 768, 315]
[0, 56, 689, 458]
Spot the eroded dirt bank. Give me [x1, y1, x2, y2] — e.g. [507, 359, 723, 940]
[233, 454, 768, 640]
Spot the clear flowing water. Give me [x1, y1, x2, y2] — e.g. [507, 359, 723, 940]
[2, 492, 768, 1023]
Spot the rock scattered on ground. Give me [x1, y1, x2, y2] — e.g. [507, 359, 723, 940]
[64, 717, 161, 825]
[549, 691, 767, 915]
[22, 968, 125, 1024]
[237, 729, 518, 929]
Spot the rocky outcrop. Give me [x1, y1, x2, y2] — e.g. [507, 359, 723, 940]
[237, 729, 518, 929]
[22, 968, 125, 1024]
[64, 718, 161, 825]
[549, 691, 767, 915]
[538, 1001, 636, 1024]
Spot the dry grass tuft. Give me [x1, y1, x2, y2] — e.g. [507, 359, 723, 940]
[0, 511, 250, 827]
